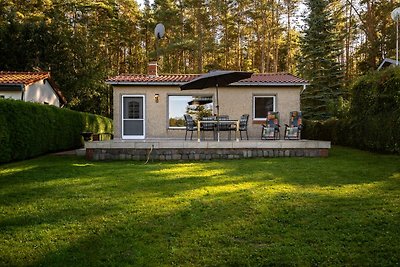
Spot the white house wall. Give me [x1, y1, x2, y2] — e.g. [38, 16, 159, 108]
[0, 91, 22, 100]
[24, 80, 60, 107]
[113, 85, 302, 140]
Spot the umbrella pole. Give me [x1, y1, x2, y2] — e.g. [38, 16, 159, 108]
[216, 83, 220, 142]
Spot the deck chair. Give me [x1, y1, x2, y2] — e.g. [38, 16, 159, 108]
[201, 116, 217, 140]
[217, 115, 234, 140]
[284, 111, 303, 140]
[261, 111, 280, 140]
[238, 114, 249, 140]
[184, 114, 197, 140]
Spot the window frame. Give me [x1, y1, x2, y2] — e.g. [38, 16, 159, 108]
[252, 95, 276, 121]
[121, 94, 146, 139]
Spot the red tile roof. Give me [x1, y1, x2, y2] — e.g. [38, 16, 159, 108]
[0, 71, 50, 85]
[107, 72, 308, 86]
[0, 71, 67, 104]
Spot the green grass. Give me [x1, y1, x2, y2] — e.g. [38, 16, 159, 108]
[1, 146, 399, 266]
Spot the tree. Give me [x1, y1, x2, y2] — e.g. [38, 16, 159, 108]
[299, 0, 344, 119]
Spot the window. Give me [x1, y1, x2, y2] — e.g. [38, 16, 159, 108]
[168, 95, 213, 128]
[253, 96, 276, 120]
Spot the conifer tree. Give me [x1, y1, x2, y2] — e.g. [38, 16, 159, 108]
[299, 0, 344, 120]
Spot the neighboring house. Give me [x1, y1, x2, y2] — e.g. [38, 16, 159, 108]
[377, 58, 399, 70]
[0, 71, 66, 107]
[107, 63, 308, 140]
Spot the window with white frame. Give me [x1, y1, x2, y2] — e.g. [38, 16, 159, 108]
[253, 96, 276, 120]
[168, 95, 213, 128]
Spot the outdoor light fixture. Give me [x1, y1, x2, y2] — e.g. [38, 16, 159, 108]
[391, 7, 400, 65]
[154, 93, 159, 103]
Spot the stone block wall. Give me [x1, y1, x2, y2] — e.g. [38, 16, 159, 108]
[85, 148, 329, 161]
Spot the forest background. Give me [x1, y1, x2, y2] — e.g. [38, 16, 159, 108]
[0, 0, 398, 119]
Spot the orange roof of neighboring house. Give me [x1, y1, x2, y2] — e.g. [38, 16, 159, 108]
[0, 71, 67, 104]
[107, 72, 308, 86]
[0, 71, 50, 85]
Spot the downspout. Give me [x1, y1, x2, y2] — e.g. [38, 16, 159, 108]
[300, 84, 307, 95]
[20, 85, 25, 101]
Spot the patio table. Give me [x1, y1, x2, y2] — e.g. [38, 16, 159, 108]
[197, 120, 240, 142]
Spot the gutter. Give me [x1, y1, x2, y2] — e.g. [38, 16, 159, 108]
[106, 81, 310, 87]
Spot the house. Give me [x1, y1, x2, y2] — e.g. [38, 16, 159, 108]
[0, 72, 66, 107]
[106, 63, 308, 140]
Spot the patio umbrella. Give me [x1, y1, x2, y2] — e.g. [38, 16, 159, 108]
[180, 70, 253, 141]
[188, 96, 213, 106]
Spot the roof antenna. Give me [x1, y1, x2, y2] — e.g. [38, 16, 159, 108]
[154, 23, 165, 60]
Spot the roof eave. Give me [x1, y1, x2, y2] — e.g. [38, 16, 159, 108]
[105, 81, 184, 86]
[106, 81, 309, 87]
[0, 84, 24, 90]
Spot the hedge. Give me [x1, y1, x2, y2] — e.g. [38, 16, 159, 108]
[0, 99, 112, 163]
[302, 68, 400, 154]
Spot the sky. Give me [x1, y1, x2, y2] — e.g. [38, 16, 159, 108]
[136, 0, 153, 9]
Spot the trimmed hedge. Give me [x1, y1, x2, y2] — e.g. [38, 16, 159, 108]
[302, 68, 400, 154]
[0, 99, 112, 163]
[303, 117, 400, 153]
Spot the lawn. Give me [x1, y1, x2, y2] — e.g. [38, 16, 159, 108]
[0, 146, 399, 266]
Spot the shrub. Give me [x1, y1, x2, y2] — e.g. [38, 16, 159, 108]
[0, 99, 112, 163]
[303, 68, 400, 154]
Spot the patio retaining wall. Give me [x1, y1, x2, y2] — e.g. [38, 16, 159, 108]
[85, 147, 329, 161]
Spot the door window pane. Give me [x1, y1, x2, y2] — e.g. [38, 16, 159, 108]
[123, 120, 144, 135]
[123, 97, 143, 119]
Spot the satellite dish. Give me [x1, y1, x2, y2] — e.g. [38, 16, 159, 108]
[391, 7, 400, 21]
[154, 23, 165, 39]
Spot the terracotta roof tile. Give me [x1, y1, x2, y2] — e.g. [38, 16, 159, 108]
[0, 71, 50, 85]
[107, 72, 308, 85]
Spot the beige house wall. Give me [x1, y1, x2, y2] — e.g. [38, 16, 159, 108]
[113, 85, 302, 140]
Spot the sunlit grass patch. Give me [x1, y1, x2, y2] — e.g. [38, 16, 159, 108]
[0, 146, 399, 266]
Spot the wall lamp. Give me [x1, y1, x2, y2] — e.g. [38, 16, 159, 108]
[154, 93, 160, 103]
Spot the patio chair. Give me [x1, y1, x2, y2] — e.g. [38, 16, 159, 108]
[184, 114, 197, 140]
[238, 114, 250, 140]
[217, 115, 235, 140]
[261, 111, 280, 140]
[284, 111, 303, 140]
[201, 116, 217, 140]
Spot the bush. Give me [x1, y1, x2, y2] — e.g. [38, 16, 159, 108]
[0, 99, 112, 163]
[303, 68, 400, 154]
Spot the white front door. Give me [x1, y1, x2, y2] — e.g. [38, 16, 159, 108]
[122, 95, 145, 139]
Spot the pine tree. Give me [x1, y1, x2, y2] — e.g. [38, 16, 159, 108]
[299, 0, 344, 120]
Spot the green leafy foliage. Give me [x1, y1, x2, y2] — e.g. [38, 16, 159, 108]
[0, 99, 112, 163]
[302, 68, 400, 153]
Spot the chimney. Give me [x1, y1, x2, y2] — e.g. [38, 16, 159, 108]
[148, 61, 158, 76]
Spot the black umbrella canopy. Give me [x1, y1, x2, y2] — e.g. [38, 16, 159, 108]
[180, 70, 253, 90]
[188, 97, 213, 105]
